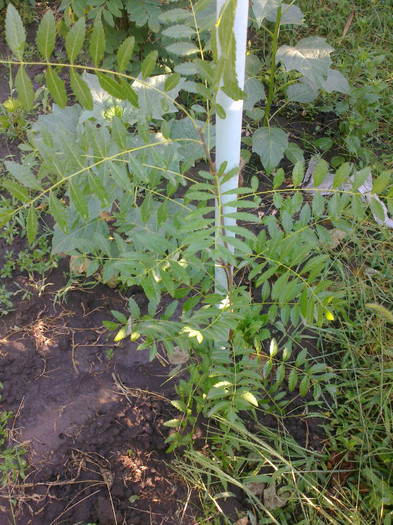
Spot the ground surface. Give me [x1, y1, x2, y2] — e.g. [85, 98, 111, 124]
[0, 253, 203, 524]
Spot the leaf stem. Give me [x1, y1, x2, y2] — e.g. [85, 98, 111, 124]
[264, 5, 282, 127]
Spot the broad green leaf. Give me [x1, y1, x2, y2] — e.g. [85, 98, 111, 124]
[36, 10, 56, 61]
[333, 162, 352, 189]
[27, 205, 38, 244]
[65, 17, 85, 63]
[266, 4, 304, 25]
[69, 69, 93, 110]
[3, 180, 29, 202]
[165, 73, 181, 92]
[46, 66, 67, 108]
[252, 127, 288, 174]
[243, 78, 265, 111]
[251, 0, 280, 26]
[141, 50, 158, 80]
[287, 81, 319, 103]
[15, 66, 34, 110]
[313, 159, 329, 187]
[325, 68, 350, 95]
[5, 4, 26, 60]
[277, 37, 333, 88]
[89, 17, 105, 67]
[117, 36, 135, 73]
[69, 180, 88, 221]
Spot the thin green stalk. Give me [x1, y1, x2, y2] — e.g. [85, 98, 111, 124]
[264, 5, 282, 127]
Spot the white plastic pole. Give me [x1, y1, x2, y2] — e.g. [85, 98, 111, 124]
[215, 0, 249, 294]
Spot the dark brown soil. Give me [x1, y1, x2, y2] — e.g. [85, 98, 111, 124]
[0, 253, 202, 525]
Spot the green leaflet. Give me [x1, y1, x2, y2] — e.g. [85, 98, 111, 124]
[69, 180, 89, 221]
[117, 36, 135, 73]
[165, 73, 181, 93]
[65, 17, 85, 64]
[5, 4, 26, 60]
[97, 72, 126, 100]
[36, 9, 56, 61]
[69, 69, 93, 110]
[89, 17, 105, 68]
[141, 50, 158, 80]
[49, 191, 68, 233]
[15, 66, 34, 110]
[27, 205, 38, 244]
[3, 180, 29, 202]
[46, 66, 67, 108]
[5, 161, 42, 191]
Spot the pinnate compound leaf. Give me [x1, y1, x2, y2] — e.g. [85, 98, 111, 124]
[46, 66, 67, 108]
[117, 36, 135, 73]
[70, 69, 93, 110]
[141, 50, 158, 80]
[15, 66, 34, 110]
[5, 4, 26, 60]
[27, 205, 38, 244]
[69, 180, 88, 221]
[252, 127, 288, 174]
[90, 17, 105, 67]
[65, 17, 85, 63]
[49, 191, 68, 233]
[36, 10, 56, 61]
